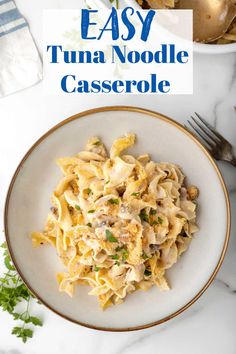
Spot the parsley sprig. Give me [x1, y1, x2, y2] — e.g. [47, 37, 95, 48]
[0, 242, 43, 342]
[131, 192, 140, 197]
[108, 198, 119, 205]
[139, 209, 149, 223]
[105, 229, 118, 243]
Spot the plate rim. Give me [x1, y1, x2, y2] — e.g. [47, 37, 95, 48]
[4, 105, 231, 332]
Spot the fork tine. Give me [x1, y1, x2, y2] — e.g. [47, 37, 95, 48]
[191, 116, 218, 144]
[187, 120, 214, 149]
[184, 124, 190, 130]
[194, 112, 226, 142]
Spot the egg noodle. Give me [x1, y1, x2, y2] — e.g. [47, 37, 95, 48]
[137, 0, 236, 44]
[32, 134, 199, 309]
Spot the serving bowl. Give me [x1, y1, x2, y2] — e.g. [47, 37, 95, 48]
[4, 106, 230, 331]
[87, 0, 236, 54]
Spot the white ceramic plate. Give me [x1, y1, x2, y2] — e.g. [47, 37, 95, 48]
[87, 0, 236, 54]
[5, 107, 230, 331]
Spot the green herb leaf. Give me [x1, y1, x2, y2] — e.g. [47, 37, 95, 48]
[150, 209, 157, 215]
[151, 216, 163, 226]
[28, 316, 43, 326]
[115, 261, 120, 266]
[75, 205, 81, 211]
[105, 229, 118, 243]
[105, 180, 110, 185]
[85, 188, 92, 195]
[88, 210, 95, 213]
[94, 266, 100, 272]
[111, 254, 119, 260]
[4, 255, 15, 271]
[131, 192, 140, 197]
[93, 141, 101, 146]
[0, 242, 7, 249]
[115, 246, 123, 252]
[139, 210, 149, 223]
[12, 312, 21, 320]
[108, 198, 119, 205]
[144, 269, 152, 276]
[0, 242, 43, 342]
[121, 249, 129, 262]
[87, 222, 92, 227]
[12, 327, 33, 343]
[142, 253, 149, 260]
[11, 326, 22, 335]
[114, 247, 128, 261]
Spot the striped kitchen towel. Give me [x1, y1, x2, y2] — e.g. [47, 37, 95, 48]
[0, 0, 42, 97]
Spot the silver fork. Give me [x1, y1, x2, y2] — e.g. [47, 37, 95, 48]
[185, 112, 236, 167]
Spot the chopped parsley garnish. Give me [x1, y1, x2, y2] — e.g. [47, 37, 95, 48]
[150, 216, 163, 226]
[85, 188, 92, 195]
[93, 141, 101, 146]
[150, 209, 157, 215]
[139, 210, 149, 223]
[131, 192, 140, 197]
[108, 198, 119, 205]
[114, 246, 129, 262]
[111, 254, 119, 260]
[88, 210, 95, 213]
[144, 269, 152, 276]
[105, 180, 110, 185]
[151, 217, 163, 226]
[105, 229, 118, 243]
[87, 223, 92, 227]
[121, 249, 129, 262]
[115, 261, 120, 266]
[142, 252, 149, 260]
[75, 205, 81, 211]
[115, 246, 123, 252]
[94, 266, 100, 272]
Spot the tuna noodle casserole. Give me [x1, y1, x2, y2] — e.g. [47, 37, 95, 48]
[32, 134, 199, 309]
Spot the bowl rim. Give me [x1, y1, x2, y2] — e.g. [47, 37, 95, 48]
[4, 105, 231, 332]
[193, 41, 236, 54]
[114, 0, 236, 54]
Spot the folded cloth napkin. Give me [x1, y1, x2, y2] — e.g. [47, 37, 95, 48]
[0, 0, 42, 97]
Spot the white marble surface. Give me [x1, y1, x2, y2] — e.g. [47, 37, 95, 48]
[0, 0, 236, 353]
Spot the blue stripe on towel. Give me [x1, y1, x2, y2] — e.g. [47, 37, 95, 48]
[0, 0, 13, 6]
[0, 21, 27, 37]
[0, 8, 24, 27]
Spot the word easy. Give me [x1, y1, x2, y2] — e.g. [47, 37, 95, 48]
[81, 7, 156, 42]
